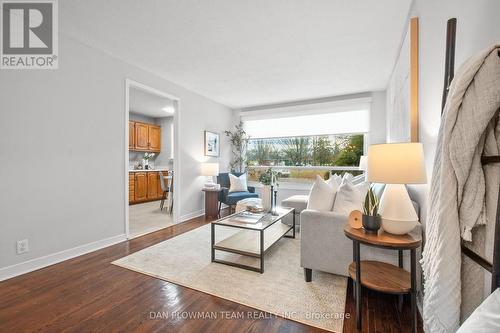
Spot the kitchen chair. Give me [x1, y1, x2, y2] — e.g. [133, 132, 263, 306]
[159, 172, 173, 213]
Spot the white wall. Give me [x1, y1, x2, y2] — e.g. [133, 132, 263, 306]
[0, 35, 233, 277]
[155, 116, 174, 165]
[369, 91, 387, 145]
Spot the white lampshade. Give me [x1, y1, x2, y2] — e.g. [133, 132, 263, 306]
[201, 163, 219, 176]
[358, 155, 368, 171]
[368, 143, 426, 184]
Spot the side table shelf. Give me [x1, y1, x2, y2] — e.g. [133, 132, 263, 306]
[348, 260, 411, 294]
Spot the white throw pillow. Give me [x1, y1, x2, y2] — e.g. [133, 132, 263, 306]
[342, 173, 354, 182]
[307, 175, 339, 211]
[327, 174, 342, 188]
[332, 176, 369, 215]
[229, 173, 248, 192]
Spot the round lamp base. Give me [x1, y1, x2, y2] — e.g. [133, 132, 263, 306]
[381, 219, 418, 235]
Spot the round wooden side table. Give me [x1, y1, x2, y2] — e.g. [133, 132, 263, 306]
[344, 225, 421, 333]
[202, 188, 221, 219]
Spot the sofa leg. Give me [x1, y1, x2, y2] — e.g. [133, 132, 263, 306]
[304, 268, 312, 282]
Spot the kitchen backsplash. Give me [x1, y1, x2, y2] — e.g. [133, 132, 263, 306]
[129, 151, 158, 169]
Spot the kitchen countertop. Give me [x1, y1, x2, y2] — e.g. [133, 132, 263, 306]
[129, 168, 169, 173]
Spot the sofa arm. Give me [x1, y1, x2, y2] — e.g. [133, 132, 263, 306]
[247, 186, 256, 193]
[300, 209, 352, 276]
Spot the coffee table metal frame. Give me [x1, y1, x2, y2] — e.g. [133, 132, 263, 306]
[211, 207, 295, 273]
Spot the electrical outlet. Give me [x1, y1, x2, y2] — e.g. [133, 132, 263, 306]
[16, 239, 29, 254]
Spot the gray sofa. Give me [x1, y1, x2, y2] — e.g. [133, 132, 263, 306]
[298, 185, 421, 280]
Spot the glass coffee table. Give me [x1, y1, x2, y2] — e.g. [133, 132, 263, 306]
[211, 207, 295, 273]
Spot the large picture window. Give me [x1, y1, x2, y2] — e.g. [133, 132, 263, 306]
[241, 98, 370, 183]
[247, 134, 364, 167]
[246, 134, 364, 183]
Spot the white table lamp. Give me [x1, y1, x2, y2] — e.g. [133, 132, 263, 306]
[201, 163, 219, 189]
[368, 143, 426, 234]
[358, 155, 368, 181]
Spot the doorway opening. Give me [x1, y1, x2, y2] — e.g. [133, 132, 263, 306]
[125, 79, 180, 239]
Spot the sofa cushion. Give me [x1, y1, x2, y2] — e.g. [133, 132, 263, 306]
[327, 174, 342, 187]
[217, 172, 244, 189]
[282, 195, 309, 214]
[332, 176, 369, 215]
[229, 173, 248, 193]
[225, 191, 258, 205]
[307, 175, 339, 211]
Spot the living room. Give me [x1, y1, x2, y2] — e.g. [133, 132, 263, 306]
[1, 1, 499, 332]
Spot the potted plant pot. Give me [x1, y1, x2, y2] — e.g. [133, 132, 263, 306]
[362, 214, 381, 234]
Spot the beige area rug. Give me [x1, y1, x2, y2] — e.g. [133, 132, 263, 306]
[113, 224, 348, 332]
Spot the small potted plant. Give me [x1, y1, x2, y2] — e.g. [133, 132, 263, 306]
[362, 186, 381, 233]
[142, 152, 155, 170]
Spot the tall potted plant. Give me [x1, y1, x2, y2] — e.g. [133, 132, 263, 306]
[224, 121, 250, 173]
[362, 186, 381, 233]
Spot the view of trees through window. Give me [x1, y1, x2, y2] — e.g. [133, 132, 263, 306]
[246, 134, 364, 167]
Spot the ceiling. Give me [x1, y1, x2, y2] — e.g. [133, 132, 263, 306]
[61, 0, 412, 108]
[129, 87, 174, 118]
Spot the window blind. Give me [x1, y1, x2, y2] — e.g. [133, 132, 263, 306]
[241, 98, 370, 139]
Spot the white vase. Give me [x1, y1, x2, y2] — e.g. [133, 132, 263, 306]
[261, 185, 272, 211]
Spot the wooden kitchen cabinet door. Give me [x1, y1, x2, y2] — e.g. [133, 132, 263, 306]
[134, 172, 148, 202]
[129, 173, 135, 204]
[128, 121, 135, 149]
[135, 123, 149, 150]
[148, 125, 161, 152]
[147, 172, 159, 199]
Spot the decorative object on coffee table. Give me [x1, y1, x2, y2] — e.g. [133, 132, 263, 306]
[344, 224, 421, 333]
[259, 167, 279, 212]
[362, 186, 381, 233]
[368, 143, 426, 235]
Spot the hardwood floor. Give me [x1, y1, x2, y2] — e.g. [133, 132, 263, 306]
[0, 211, 423, 333]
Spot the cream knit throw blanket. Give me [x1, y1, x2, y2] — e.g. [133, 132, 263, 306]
[422, 45, 500, 333]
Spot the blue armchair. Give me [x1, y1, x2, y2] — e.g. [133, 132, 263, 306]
[217, 172, 258, 213]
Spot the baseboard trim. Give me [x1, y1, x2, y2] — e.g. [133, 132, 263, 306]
[180, 209, 205, 222]
[0, 234, 127, 282]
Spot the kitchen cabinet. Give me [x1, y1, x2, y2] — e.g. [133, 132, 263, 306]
[129, 121, 161, 153]
[129, 171, 169, 204]
[134, 172, 148, 202]
[134, 122, 149, 151]
[147, 172, 158, 199]
[128, 121, 135, 149]
[148, 125, 161, 152]
[129, 173, 135, 203]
